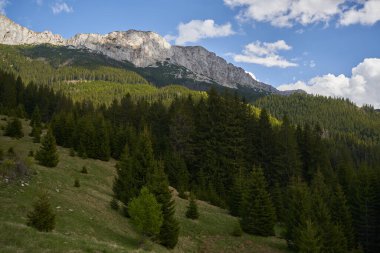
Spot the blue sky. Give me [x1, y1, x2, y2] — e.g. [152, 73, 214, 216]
[2, 0, 380, 106]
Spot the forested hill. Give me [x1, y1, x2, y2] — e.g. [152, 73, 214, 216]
[255, 93, 380, 143]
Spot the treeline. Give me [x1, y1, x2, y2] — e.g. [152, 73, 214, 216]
[1, 70, 380, 252]
[255, 93, 380, 143]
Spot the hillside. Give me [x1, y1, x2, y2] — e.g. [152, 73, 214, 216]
[0, 116, 290, 253]
[255, 93, 380, 143]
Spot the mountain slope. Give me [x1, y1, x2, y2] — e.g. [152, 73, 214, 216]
[0, 14, 278, 94]
[255, 93, 380, 143]
[0, 116, 290, 253]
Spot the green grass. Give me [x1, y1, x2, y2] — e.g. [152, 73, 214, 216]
[0, 116, 291, 253]
[51, 81, 207, 106]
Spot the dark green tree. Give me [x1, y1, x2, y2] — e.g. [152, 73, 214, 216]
[186, 193, 199, 219]
[241, 167, 275, 236]
[27, 193, 56, 232]
[147, 162, 179, 248]
[296, 219, 322, 253]
[4, 117, 24, 139]
[35, 128, 59, 167]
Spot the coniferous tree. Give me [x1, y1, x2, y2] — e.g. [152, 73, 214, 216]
[241, 167, 275, 236]
[35, 128, 59, 167]
[186, 193, 199, 219]
[27, 193, 56, 232]
[147, 162, 179, 248]
[4, 117, 24, 138]
[128, 187, 163, 238]
[30, 106, 42, 128]
[296, 219, 322, 253]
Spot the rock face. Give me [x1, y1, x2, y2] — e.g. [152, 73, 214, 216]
[0, 15, 279, 92]
[0, 15, 65, 45]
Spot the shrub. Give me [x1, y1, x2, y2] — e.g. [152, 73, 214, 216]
[27, 193, 56, 232]
[231, 223, 243, 237]
[186, 193, 199, 219]
[110, 198, 119, 210]
[74, 179, 80, 187]
[81, 166, 88, 174]
[28, 150, 34, 157]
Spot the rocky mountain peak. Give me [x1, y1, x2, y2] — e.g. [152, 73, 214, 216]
[0, 14, 280, 93]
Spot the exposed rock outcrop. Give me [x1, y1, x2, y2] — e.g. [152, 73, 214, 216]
[0, 15, 279, 92]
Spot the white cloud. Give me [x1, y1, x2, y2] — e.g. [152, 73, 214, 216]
[0, 0, 9, 15]
[340, 0, 380, 26]
[224, 0, 380, 27]
[173, 19, 235, 45]
[51, 1, 73, 14]
[232, 40, 297, 68]
[309, 60, 316, 68]
[278, 58, 380, 107]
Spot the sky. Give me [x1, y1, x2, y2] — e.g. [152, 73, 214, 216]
[1, 0, 380, 107]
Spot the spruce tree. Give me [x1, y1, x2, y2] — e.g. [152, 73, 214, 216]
[30, 106, 41, 128]
[4, 117, 24, 139]
[186, 193, 199, 219]
[147, 162, 179, 248]
[27, 193, 56, 232]
[296, 219, 322, 253]
[241, 167, 275, 236]
[35, 128, 59, 167]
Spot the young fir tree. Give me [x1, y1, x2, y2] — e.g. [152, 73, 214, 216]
[241, 167, 275, 236]
[30, 123, 42, 143]
[186, 192, 199, 219]
[128, 187, 163, 238]
[147, 162, 179, 248]
[4, 117, 24, 139]
[30, 106, 42, 128]
[296, 219, 322, 253]
[35, 128, 59, 167]
[27, 193, 56, 232]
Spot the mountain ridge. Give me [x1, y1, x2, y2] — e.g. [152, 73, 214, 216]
[0, 14, 280, 94]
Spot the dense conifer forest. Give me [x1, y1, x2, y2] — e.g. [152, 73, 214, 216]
[1, 64, 380, 252]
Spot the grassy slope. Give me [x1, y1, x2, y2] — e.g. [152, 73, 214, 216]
[0, 117, 290, 253]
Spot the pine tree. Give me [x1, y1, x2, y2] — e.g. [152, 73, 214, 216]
[186, 193, 199, 219]
[27, 193, 56, 232]
[30, 106, 42, 128]
[147, 162, 179, 248]
[35, 128, 59, 167]
[240, 167, 275, 236]
[30, 123, 42, 143]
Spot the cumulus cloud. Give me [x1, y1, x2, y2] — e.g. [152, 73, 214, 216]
[340, 0, 380, 26]
[0, 0, 9, 15]
[232, 40, 297, 68]
[278, 58, 380, 107]
[224, 0, 380, 27]
[51, 1, 73, 14]
[171, 19, 235, 45]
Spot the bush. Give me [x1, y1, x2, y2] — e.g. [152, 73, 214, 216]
[231, 223, 243, 237]
[28, 150, 34, 157]
[27, 193, 56, 232]
[0, 148, 3, 160]
[81, 166, 88, 174]
[74, 179, 80, 187]
[110, 198, 119, 210]
[7, 147, 15, 156]
[69, 148, 75, 157]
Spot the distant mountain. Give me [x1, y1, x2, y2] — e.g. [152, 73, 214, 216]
[0, 14, 283, 96]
